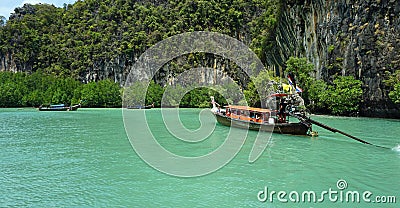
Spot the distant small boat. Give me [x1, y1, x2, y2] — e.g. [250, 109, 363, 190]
[127, 103, 154, 109]
[38, 104, 81, 111]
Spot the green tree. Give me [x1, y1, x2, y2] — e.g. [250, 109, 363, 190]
[389, 84, 400, 104]
[212, 82, 243, 105]
[24, 90, 44, 107]
[160, 84, 186, 107]
[80, 82, 98, 107]
[0, 71, 124, 108]
[244, 69, 283, 107]
[243, 81, 258, 107]
[319, 76, 363, 115]
[285, 57, 328, 112]
[307, 79, 328, 112]
[285, 57, 315, 96]
[123, 81, 148, 107]
[97, 79, 122, 107]
[145, 81, 164, 107]
[0, 82, 24, 107]
[384, 70, 400, 104]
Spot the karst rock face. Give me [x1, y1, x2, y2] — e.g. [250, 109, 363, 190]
[265, 0, 400, 117]
[1, 0, 399, 117]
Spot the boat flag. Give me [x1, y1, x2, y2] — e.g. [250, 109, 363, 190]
[287, 72, 303, 93]
[282, 83, 292, 93]
[288, 78, 303, 92]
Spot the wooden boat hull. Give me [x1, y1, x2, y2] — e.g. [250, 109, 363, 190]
[38, 107, 69, 111]
[127, 106, 152, 109]
[69, 105, 79, 111]
[214, 113, 310, 135]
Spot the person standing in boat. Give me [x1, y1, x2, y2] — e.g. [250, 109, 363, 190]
[278, 97, 288, 123]
[287, 72, 296, 93]
[210, 96, 223, 114]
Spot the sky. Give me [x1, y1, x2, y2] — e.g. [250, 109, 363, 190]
[0, 0, 77, 19]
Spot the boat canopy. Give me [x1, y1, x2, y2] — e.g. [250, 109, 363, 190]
[268, 93, 289, 97]
[225, 105, 273, 113]
[50, 104, 66, 107]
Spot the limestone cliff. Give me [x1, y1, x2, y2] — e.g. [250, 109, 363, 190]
[266, 0, 400, 117]
[1, 0, 400, 117]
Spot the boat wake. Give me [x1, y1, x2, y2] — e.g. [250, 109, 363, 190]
[392, 144, 400, 152]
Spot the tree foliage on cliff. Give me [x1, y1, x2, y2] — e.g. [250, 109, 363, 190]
[0, 1, 368, 114]
[0, 0, 280, 79]
[244, 70, 281, 107]
[384, 70, 400, 104]
[282, 57, 363, 115]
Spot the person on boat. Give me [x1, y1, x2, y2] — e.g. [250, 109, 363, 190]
[255, 114, 261, 122]
[226, 108, 231, 116]
[210, 96, 219, 113]
[278, 97, 288, 123]
[287, 71, 297, 91]
[293, 93, 305, 108]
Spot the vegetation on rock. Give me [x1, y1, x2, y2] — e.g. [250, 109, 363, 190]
[242, 57, 363, 115]
[384, 70, 400, 104]
[0, 0, 280, 79]
[0, 0, 389, 116]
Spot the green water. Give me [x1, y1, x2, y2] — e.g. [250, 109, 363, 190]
[1, 108, 399, 207]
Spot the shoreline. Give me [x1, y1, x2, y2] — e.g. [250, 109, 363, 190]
[1, 107, 399, 120]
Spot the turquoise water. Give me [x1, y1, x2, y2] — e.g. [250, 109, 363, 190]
[0, 108, 399, 207]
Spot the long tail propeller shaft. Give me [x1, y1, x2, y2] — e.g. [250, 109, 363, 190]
[290, 113, 389, 149]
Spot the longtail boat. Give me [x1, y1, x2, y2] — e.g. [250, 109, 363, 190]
[210, 95, 312, 135]
[208, 71, 392, 149]
[38, 104, 81, 111]
[127, 103, 154, 109]
[211, 93, 391, 148]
